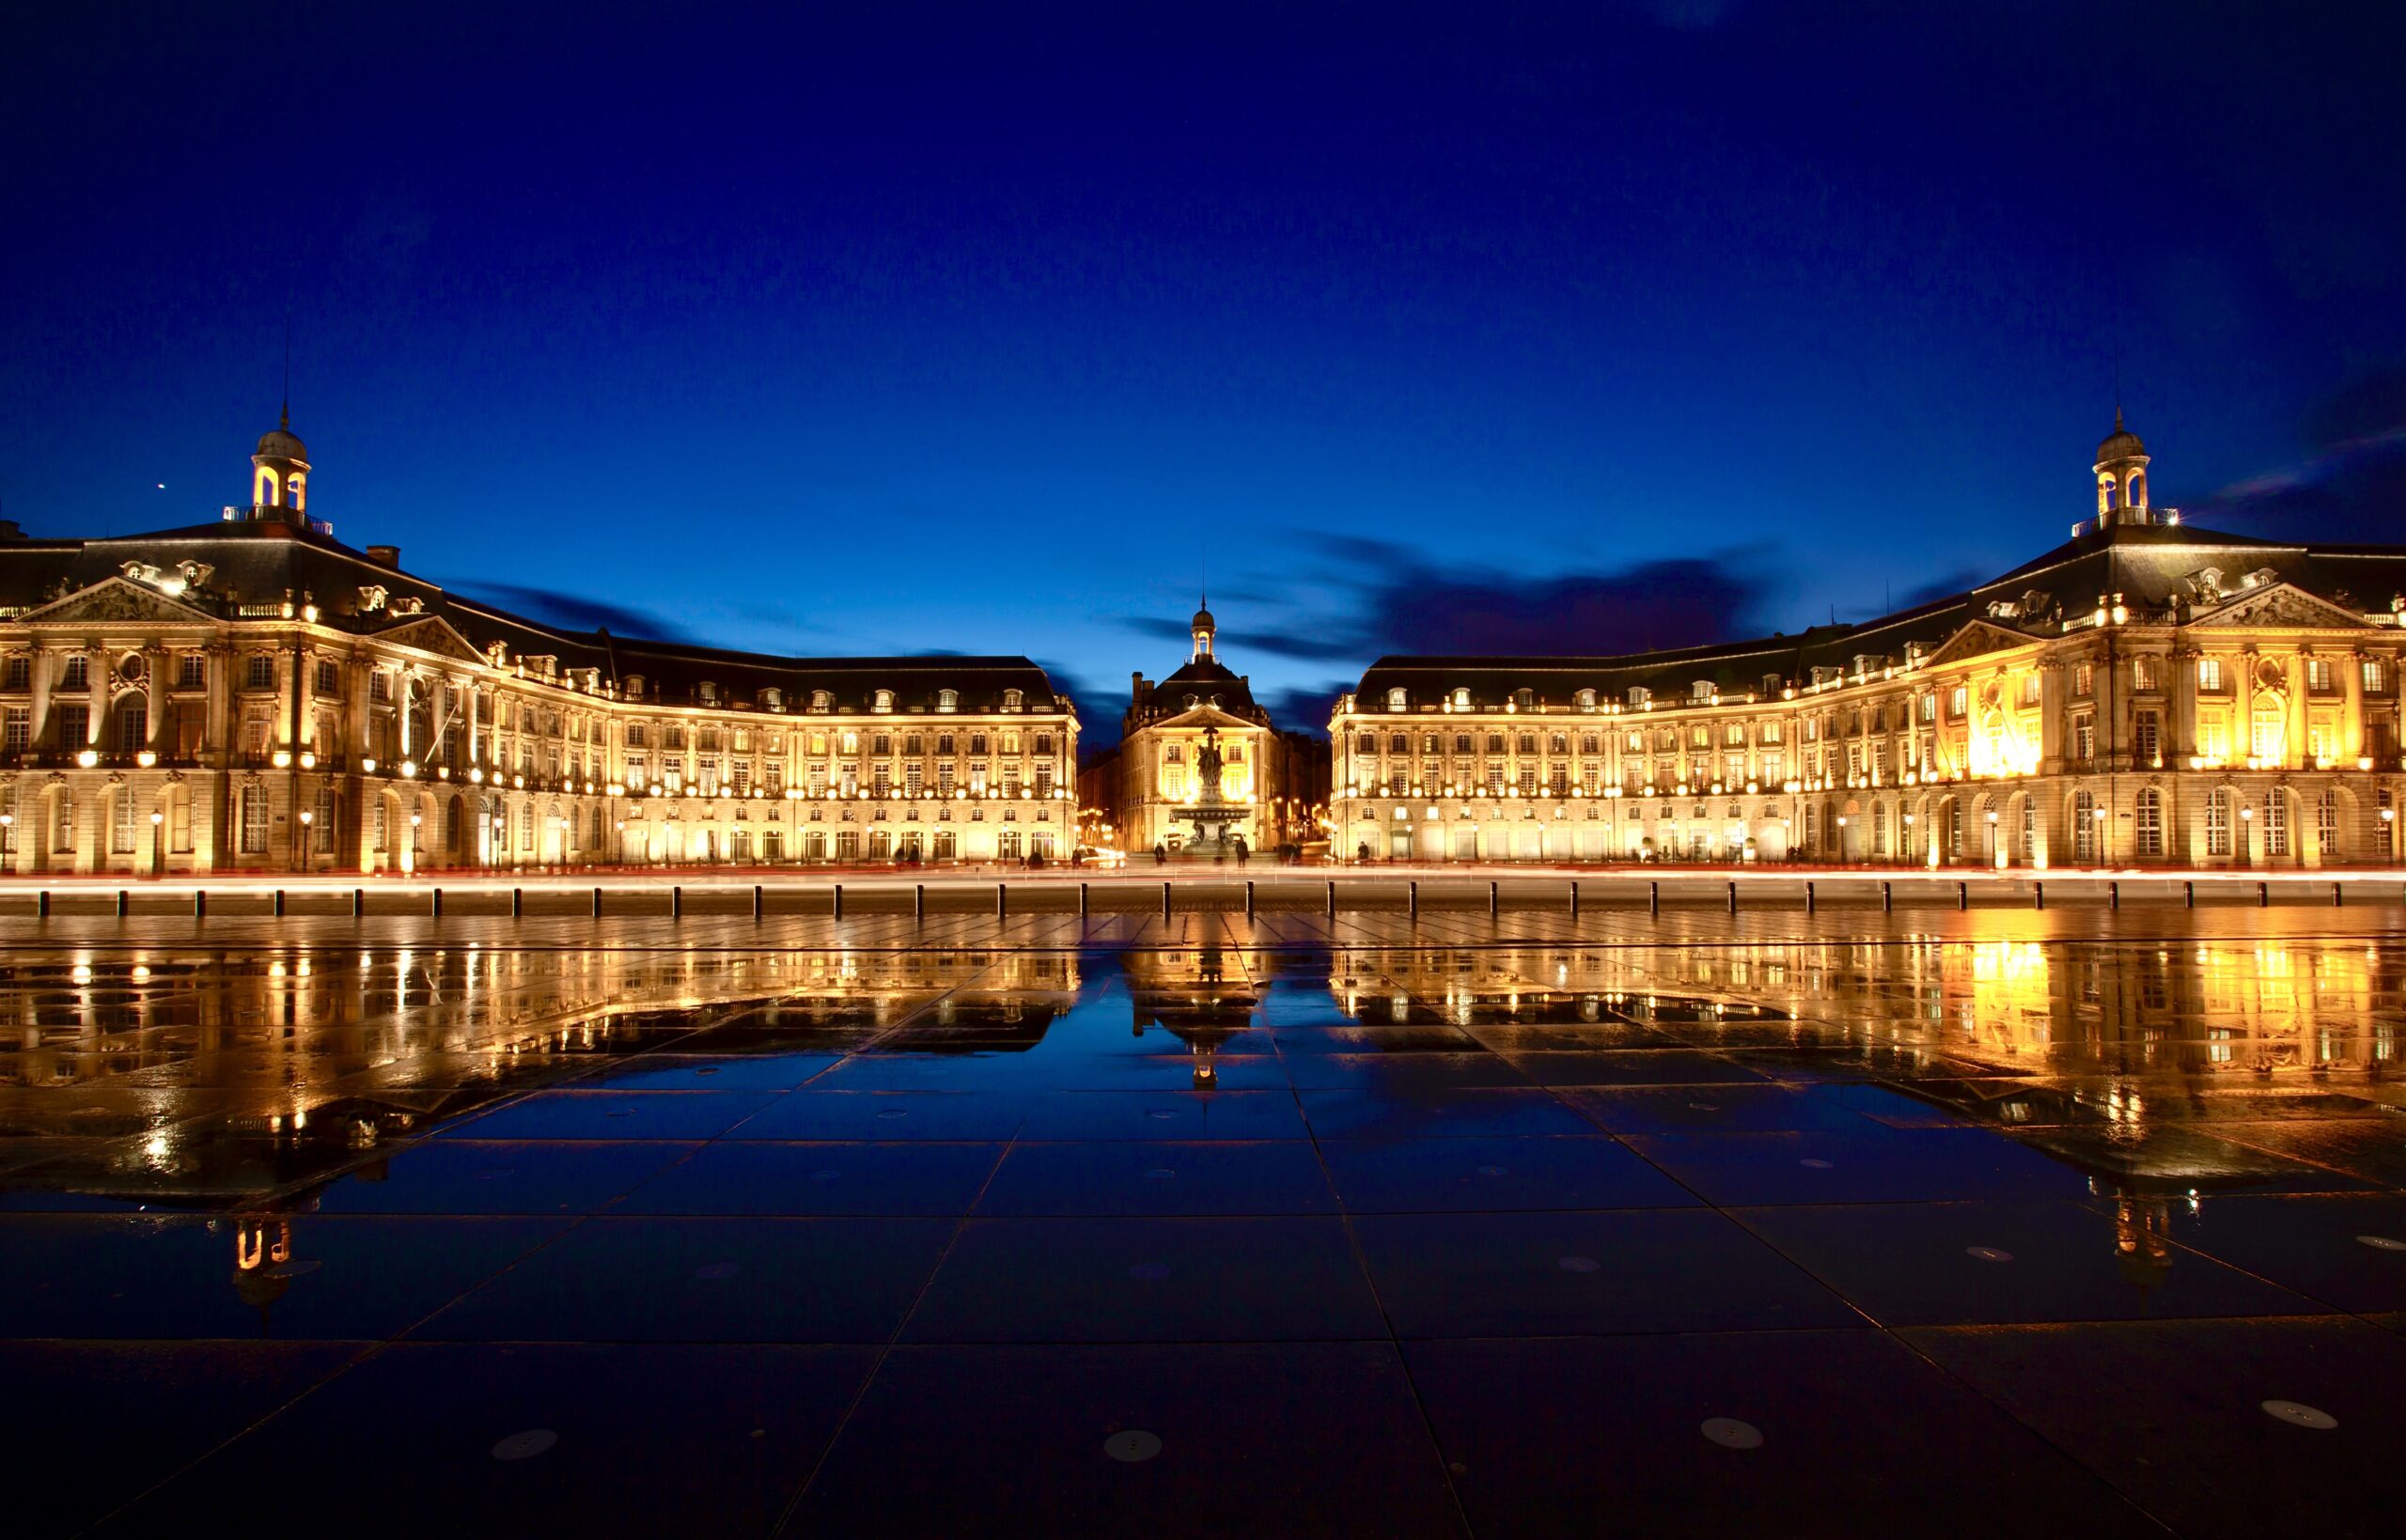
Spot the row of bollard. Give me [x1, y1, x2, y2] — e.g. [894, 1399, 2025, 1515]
[23, 876, 2406, 922]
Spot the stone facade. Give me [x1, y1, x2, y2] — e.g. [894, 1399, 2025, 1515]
[0, 420, 1078, 875]
[1329, 420, 2406, 869]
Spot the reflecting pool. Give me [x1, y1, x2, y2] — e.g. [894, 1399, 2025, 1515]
[4, 909, 2404, 1537]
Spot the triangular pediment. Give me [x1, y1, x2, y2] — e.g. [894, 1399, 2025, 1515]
[1921, 618, 2039, 668]
[2190, 581, 2368, 630]
[373, 614, 489, 664]
[17, 576, 218, 628]
[1147, 702, 1260, 732]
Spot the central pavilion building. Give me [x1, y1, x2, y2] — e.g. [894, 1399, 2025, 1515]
[1329, 418, 2406, 869]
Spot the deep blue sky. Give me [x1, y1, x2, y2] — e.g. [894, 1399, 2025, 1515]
[5, 1, 2402, 743]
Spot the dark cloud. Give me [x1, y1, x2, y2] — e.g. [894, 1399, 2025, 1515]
[2195, 366, 2406, 545]
[1039, 660, 1126, 753]
[1262, 679, 1352, 732]
[1896, 569, 1985, 609]
[1248, 537, 1771, 663]
[440, 578, 701, 644]
[1116, 615, 1195, 646]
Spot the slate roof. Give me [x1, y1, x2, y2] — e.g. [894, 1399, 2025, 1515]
[0, 517, 1066, 714]
[1354, 520, 2406, 707]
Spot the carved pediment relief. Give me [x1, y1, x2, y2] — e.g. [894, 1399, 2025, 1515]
[373, 614, 487, 664]
[16, 576, 216, 628]
[1921, 619, 2034, 669]
[2188, 581, 2367, 631]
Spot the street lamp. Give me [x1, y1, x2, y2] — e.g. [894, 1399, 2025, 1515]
[2383, 804, 2396, 864]
[296, 808, 313, 874]
[148, 809, 163, 877]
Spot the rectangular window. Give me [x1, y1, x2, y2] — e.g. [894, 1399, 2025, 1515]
[240, 786, 269, 854]
[169, 790, 191, 852]
[52, 787, 74, 852]
[177, 702, 204, 758]
[176, 654, 205, 690]
[62, 656, 89, 691]
[2136, 792, 2163, 857]
[3, 656, 28, 691]
[2073, 663, 2093, 696]
[2133, 711, 2161, 766]
[110, 789, 135, 853]
[55, 703, 88, 750]
[2206, 790, 2231, 856]
[2073, 715, 2095, 761]
[2265, 793, 2289, 857]
[245, 656, 273, 690]
[3, 708, 25, 751]
[2198, 657, 2225, 692]
[315, 660, 339, 695]
[2365, 660, 2389, 694]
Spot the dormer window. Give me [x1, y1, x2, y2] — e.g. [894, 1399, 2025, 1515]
[1514, 689, 1534, 709]
[937, 689, 958, 713]
[1451, 687, 1470, 709]
[1574, 689, 1595, 709]
[874, 689, 895, 713]
[762, 687, 783, 709]
[1002, 688, 1023, 711]
[1690, 680, 1713, 703]
[1626, 686, 1650, 708]
[698, 681, 719, 705]
[811, 689, 831, 711]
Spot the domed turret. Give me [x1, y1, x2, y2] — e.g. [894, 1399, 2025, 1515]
[1191, 601, 1216, 663]
[2092, 408, 2151, 525]
[249, 406, 312, 517]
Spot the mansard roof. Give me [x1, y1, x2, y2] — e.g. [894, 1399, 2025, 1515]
[0, 518, 1067, 714]
[1354, 520, 2406, 707]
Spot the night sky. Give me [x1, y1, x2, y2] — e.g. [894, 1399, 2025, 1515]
[5, 1, 2402, 745]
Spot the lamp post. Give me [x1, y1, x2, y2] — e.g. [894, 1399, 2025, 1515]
[404, 811, 421, 875]
[296, 807, 313, 873]
[1986, 807, 2002, 869]
[2092, 802, 2108, 868]
[2383, 804, 2396, 865]
[148, 809, 163, 877]
[2239, 803, 2255, 869]
[0, 811, 12, 875]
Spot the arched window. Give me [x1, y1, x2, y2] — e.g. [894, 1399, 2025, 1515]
[114, 693, 148, 754]
[2072, 790, 2097, 863]
[2318, 788, 2342, 859]
[2135, 788, 2163, 858]
[2206, 787, 2232, 856]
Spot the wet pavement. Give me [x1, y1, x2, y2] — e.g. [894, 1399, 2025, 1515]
[4, 905, 2405, 1537]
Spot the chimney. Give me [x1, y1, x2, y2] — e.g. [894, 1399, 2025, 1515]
[365, 545, 401, 570]
[0, 520, 22, 542]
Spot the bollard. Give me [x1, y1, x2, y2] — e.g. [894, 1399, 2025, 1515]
[1162, 880, 1171, 919]
[1882, 881, 1892, 912]
[1326, 879, 1336, 917]
[511, 887, 523, 920]
[753, 884, 763, 922]
[1958, 881, 1967, 911]
[2034, 881, 2043, 910]
[275, 889, 287, 917]
[2184, 880, 2194, 909]
[591, 886, 602, 918]
[117, 889, 130, 918]
[431, 888, 443, 919]
[2258, 880, 2269, 908]
[2334, 881, 2344, 908]
[1246, 880, 1256, 919]
[1570, 879, 1579, 917]
[1804, 880, 1815, 913]
[37, 890, 50, 918]
[997, 883, 1008, 918]
[833, 883, 843, 920]
[1489, 880, 1499, 918]
[194, 890, 206, 919]
[1079, 881, 1089, 918]
[671, 885, 681, 920]
[2109, 881, 2117, 910]
[1648, 880, 1659, 916]
[915, 883, 926, 921]
[1409, 880, 1419, 918]
[1727, 880, 1738, 914]
[354, 887, 366, 919]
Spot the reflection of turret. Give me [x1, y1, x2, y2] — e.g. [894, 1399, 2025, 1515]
[230, 1215, 315, 1328]
[1125, 945, 1259, 1088]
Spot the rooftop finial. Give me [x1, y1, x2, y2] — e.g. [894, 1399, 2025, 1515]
[280, 302, 292, 432]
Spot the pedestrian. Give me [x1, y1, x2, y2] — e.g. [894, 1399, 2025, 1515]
[1154, 842, 1167, 865]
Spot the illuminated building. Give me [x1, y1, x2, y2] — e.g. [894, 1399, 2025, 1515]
[1330, 417, 2406, 867]
[1108, 603, 1317, 857]
[0, 414, 1078, 873]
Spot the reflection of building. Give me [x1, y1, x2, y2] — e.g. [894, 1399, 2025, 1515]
[1331, 418, 2405, 867]
[0, 413, 1078, 873]
[1109, 605, 1315, 856]
[1125, 943, 1259, 1085]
